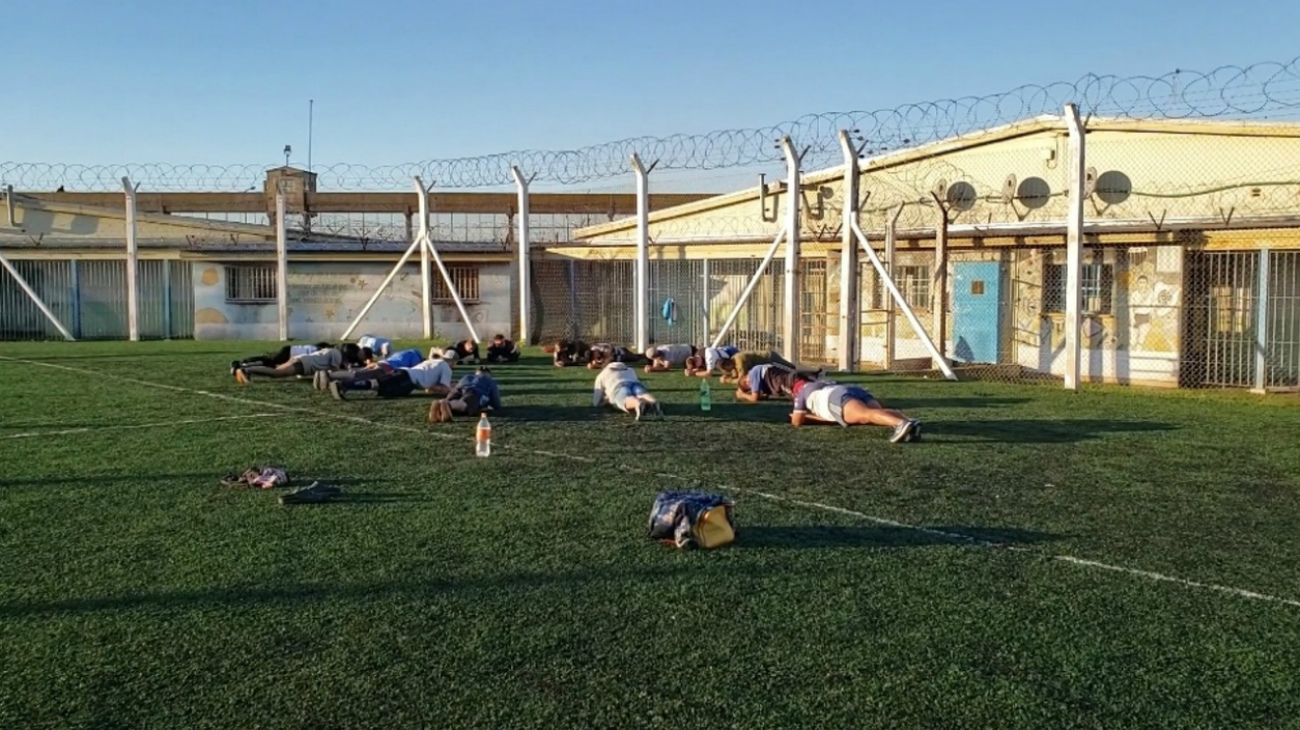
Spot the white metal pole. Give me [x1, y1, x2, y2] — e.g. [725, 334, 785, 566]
[851, 219, 957, 381]
[710, 229, 787, 348]
[275, 192, 289, 341]
[416, 178, 433, 339]
[121, 177, 139, 341]
[884, 205, 902, 370]
[0, 250, 76, 340]
[780, 137, 801, 359]
[1254, 248, 1271, 392]
[339, 235, 425, 341]
[701, 257, 711, 344]
[837, 131, 859, 371]
[931, 199, 949, 372]
[511, 165, 531, 344]
[1063, 103, 1086, 390]
[423, 235, 481, 344]
[5, 185, 14, 226]
[632, 153, 650, 353]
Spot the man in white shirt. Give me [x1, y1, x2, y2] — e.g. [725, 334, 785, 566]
[790, 376, 920, 443]
[592, 361, 662, 420]
[235, 345, 364, 383]
[329, 348, 453, 400]
[643, 343, 698, 373]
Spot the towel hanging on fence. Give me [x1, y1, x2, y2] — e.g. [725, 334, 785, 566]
[661, 297, 677, 326]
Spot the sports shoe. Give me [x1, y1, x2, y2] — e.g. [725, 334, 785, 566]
[906, 421, 923, 443]
[652, 401, 664, 420]
[890, 419, 915, 444]
[328, 380, 346, 401]
[229, 360, 240, 376]
[234, 368, 250, 385]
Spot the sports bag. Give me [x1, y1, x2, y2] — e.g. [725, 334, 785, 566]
[647, 491, 736, 549]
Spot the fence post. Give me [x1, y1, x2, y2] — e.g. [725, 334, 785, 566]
[511, 166, 532, 345]
[275, 192, 289, 341]
[701, 257, 711, 344]
[631, 154, 650, 353]
[837, 131, 860, 371]
[884, 205, 902, 369]
[928, 194, 949, 372]
[1254, 248, 1271, 392]
[416, 178, 433, 339]
[121, 177, 139, 341]
[162, 258, 173, 339]
[1063, 103, 1086, 390]
[70, 259, 81, 338]
[780, 136, 801, 359]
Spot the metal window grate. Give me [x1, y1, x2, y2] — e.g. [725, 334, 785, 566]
[433, 265, 480, 303]
[224, 265, 277, 303]
[1044, 263, 1113, 314]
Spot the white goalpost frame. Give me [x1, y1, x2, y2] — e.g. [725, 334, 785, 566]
[884, 204, 903, 370]
[510, 165, 531, 345]
[851, 218, 958, 381]
[779, 136, 800, 360]
[121, 177, 140, 341]
[0, 249, 76, 340]
[709, 228, 787, 349]
[339, 177, 480, 343]
[1063, 103, 1086, 391]
[275, 192, 289, 341]
[631, 153, 651, 354]
[836, 131, 859, 372]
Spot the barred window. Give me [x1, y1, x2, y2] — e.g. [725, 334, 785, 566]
[1044, 263, 1113, 314]
[872, 265, 931, 309]
[433, 266, 480, 304]
[225, 265, 277, 303]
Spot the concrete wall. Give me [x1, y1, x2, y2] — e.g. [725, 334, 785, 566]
[193, 261, 513, 341]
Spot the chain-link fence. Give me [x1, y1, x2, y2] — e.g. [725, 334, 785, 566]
[0, 260, 192, 340]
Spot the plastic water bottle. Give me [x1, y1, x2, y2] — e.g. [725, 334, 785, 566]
[475, 413, 492, 457]
[699, 379, 712, 411]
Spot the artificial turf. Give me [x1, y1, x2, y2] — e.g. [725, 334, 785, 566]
[1, 340, 1298, 729]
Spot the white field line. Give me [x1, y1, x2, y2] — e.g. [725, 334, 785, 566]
[2, 413, 284, 440]
[3, 354, 1298, 610]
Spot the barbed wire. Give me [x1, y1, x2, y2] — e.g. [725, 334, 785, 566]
[3, 55, 1298, 192]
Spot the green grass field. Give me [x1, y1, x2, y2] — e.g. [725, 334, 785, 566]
[2, 341, 1299, 729]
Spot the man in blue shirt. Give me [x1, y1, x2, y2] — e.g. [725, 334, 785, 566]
[428, 368, 503, 422]
[313, 347, 425, 391]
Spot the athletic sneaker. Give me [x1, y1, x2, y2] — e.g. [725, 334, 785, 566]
[328, 381, 346, 401]
[652, 401, 664, 420]
[890, 419, 916, 444]
[906, 421, 923, 443]
[234, 368, 250, 385]
[313, 370, 329, 391]
[229, 360, 240, 376]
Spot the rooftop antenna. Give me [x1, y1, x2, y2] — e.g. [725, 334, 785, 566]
[308, 99, 314, 172]
[283, 144, 292, 167]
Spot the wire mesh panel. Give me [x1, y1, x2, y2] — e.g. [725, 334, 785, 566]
[708, 258, 782, 353]
[0, 260, 74, 340]
[1182, 251, 1258, 388]
[1264, 251, 1300, 389]
[648, 259, 705, 347]
[530, 257, 634, 345]
[168, 261, 194, 339]
[797, 259, 830, 363]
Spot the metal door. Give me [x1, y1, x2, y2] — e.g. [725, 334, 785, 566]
[953, 261, 1002, 363]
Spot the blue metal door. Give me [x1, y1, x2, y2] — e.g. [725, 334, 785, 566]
[953, 261, 1002, 363]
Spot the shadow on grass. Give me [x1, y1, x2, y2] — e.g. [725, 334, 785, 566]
[738, 524, 1061, 550]
[884, 396, 1032, 410]
[927, 419, 1177, 443]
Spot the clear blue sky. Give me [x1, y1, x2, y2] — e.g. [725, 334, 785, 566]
[8, 0, 1298, 166]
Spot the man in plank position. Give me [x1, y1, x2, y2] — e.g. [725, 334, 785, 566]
[428, 367, 503, 422]
[586, 342, 643, 370]
[313, 347, 426, 390]
[442, 338, 482, 365]
[592, 361, 662, 420]
[684, 345, 739, 378]
[231, 342, 333, 373]
[734, 362, 798, 403]
[643, 343, 698, 373]
[234, 344, 367, 383]
[548, 339, 590, 368]
[790, 376, 921, 443]
[328, 349, 453, 400]
[486, 334, 521, 363]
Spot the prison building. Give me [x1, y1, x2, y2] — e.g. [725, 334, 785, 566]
[558, 116, 1300, 390]
[0, 168, 703, 343]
